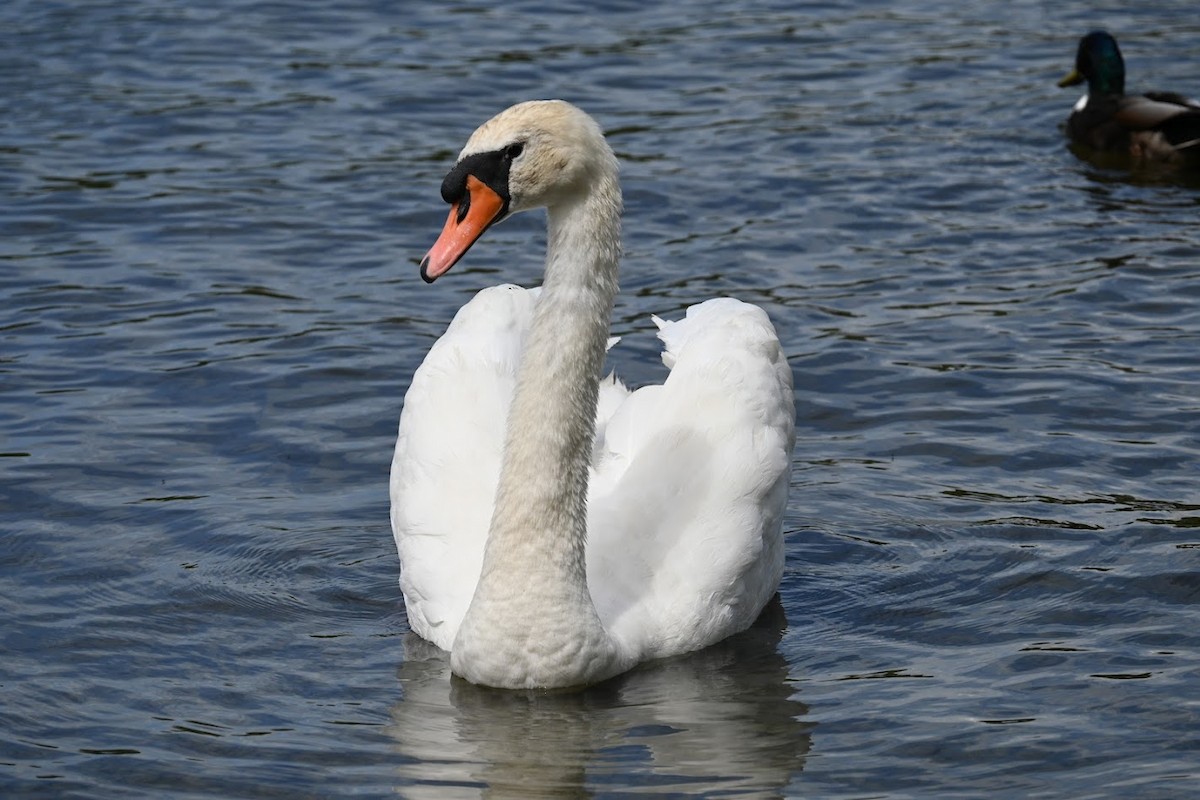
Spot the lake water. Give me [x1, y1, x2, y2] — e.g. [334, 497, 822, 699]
[2, 0, 1198, 797]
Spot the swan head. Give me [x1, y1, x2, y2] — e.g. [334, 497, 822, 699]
[420, 100, 617, 283]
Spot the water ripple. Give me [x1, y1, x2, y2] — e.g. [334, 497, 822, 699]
[3, 0, 1200, 797]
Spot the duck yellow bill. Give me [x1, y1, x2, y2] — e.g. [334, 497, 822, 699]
[1057, 68, 1083, 88]
[420, 175, 505, 283]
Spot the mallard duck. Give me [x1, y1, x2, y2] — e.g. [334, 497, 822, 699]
[1058, 30, 1200, 163]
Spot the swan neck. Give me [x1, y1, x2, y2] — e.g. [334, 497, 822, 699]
[451, 160, 626, 688]
[489, 178, 621, 561]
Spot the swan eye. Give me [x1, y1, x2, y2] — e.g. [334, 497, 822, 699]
[505, 142, 525, 161]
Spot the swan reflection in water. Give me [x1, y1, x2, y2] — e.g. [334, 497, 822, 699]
[388, 599, 810, 798]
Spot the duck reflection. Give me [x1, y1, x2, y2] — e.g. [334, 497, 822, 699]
[388, 599, 810, 798]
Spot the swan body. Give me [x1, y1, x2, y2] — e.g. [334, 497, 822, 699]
[390, 100, 794, 689]
[1058, 30, 1200, 164]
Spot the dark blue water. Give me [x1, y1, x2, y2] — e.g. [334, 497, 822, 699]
[3, 0, 1198, 797]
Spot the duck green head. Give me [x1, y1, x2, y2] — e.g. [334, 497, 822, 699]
[1058, 30, 1126, 96]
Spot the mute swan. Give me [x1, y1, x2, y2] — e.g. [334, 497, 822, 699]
[390, 100, 795, 689]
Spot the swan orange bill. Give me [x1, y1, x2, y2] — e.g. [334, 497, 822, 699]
[420, 175, 506, 283]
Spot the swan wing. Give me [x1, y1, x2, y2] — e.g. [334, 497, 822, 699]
[390, 284, 538, 649]
[586, 298, 795, 660]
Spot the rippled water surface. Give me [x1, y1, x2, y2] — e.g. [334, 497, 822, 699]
[3, 0, 1199, 797]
